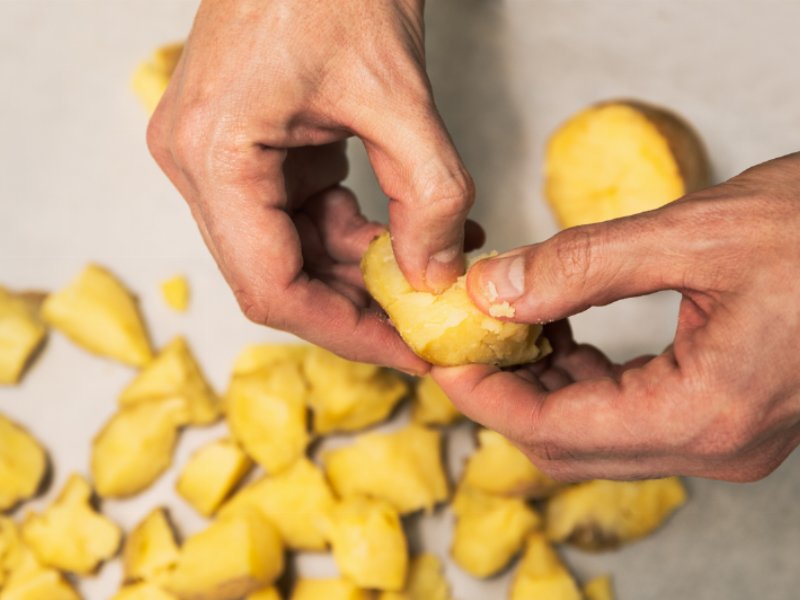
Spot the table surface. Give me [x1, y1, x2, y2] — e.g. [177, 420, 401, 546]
[1, 1, 799, 599]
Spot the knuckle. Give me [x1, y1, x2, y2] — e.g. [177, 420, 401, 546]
[417, 168, 475, 219]
[234, 288, 274, 327]
[551, 227, 598, 288]
[170, 105, 210, 166]
[145, 109, 171, 168]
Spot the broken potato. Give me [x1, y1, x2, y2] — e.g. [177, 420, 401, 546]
[509, 532, 582, 600]
[289, 578, 369, 600]
[122, 507, 180, 585]
[378, 553, 452, 600]
[0, 288, 47, 385]
[411, 376, 460, 426]
[160, 275, 190, 313]
[0, 414, 47, 512]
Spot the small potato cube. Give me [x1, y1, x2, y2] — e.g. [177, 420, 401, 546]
[112, 582, 179, 600]
[509, 532, 582, 600]
[411, 376, 460, 426]
[0, 288, 47, 385]
[132, 42, 183, 114]
[160, 276, 190, 312]
[177, 439, 252, 517]
[123, 508, 180, 585]
[378, 553, 452, 600]
[323, 424, 448, 514]
[584, 575, 615, 600]
[290, 579, 370, 600]
[21, 474, 121, 575]
[41, 264, 153, 367]
[0, 414, 47, 512]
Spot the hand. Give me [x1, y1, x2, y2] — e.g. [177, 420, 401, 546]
[434, 153, 800, 482]
[146, 0, 473, 372]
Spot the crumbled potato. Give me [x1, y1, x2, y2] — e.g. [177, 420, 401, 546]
[583, 574, 615, 600]
[123, 508, 180, 585]
[244, 588, 282, 600]
[160, 276, 190, 312]
[166, 509, 283, 600]
[177, 439, 252, 517]
[411, 376, 460, 426]
[378, 553, 452, 600]
[231, 344, 309, 378]
[545, 477, 687, 550]
[41, 264, 153, 367]
[112, 582, 179, 600]
[323, 424, 449, 514]
[462, 429, 562, 499]
[508, 532, 582, 600]
[91, 398, 188, 498]
[450, 485, 540, 578]
[132, 42, 183, 113]
[544, 100, 710, 228]
[289, 579, 370, 600]
[225, 361, 309, 474]
[303, 346, 407, 434]
[21, 474, 121, 575]
[0, 288, 47, 385]
[361, 233, 549, 367]
[218, 458, 335, 551]
[0, 414, 47, 512]
[119, 336, 220, 426]
[322, 498, 408, 592]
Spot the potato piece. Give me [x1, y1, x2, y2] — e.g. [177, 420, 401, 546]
[0, 568, 82, 600]
[231, 344, 309, 378]
[245, 588, 282, 600]
[112, 583, 179, 600]
[166, 509, 283, 600]
[218, 458, 335, 551]
[450, 485, 540, 578]
[1, 517, 24, 587]
[361, 233, 549, 367]
[323, 424, 448, 514]
[583, 575, 615, 600]
[41, 264, 153, 367]
[21, 473, 121, 575]
[0, 288, 47, 385]
[462, 429, 562, 499]
[545, 477, 687, 550]
[132, 42, 183, 114]
[160, 276, 190, 313]
[119, 337, 220, 425]
[91, 399, 188, 498]
[544, 100, 710, 228]
[508, 532, 582, 600]
[378, 553, 452, 600]
[290, 579, 370, 600]
[411, 376, 460, 426]
[177, 439, 252, 517]
[303, 346, 407, 434]
[225, 362, 309, 474]
[123, 508, 180, 585]
[0, 414, 47, 512]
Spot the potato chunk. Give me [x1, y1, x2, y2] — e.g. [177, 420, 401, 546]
[378, 553, 452, 600]
[509, 532, 582, 600]
[0, 288, 47, 385]
[177, 439, 252, 517]
[450, 485, 540, 578]
[0, 414, 47, 512]
[289, 579, 369, 600]
[91, 399, 188, 498]
[323, 424, 448, 514]
[361, 233, 549, 367]
[231, 344, 309, 377]
[462, 429, 562, 499]
[218, 458, 335, 551]
[583, 575, 615, 600]
[166, 509, 283, 600]
[119, 337, 220, 426]
[160, 276, 190, 312]
[303, 346, 407, 434]
[21, 474, 121, 575]
[132, 42, 183, 114]
[545, 477, 687, 550]
[0, 568, 82, 600]
[544, 100, 710, 228]
[411, 376, 460, 426]
[42, 264, 153, 367]
[123, 508, 180, 585]
[112, 583, 179, 600]
[244, 588, 282, 600]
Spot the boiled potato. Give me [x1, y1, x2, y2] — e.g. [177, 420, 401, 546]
[323, 424, 448, 514]
[508, 532, 582, 600]
[0, 414, 47, 512]
[123, 508, 180, 585]
[244, 588, 282, 600]
[544, 100, 710, 228]
[545, 477, 687, 550]
[0, 288, 47, 385]
[112, 583, 179, 600]
[411, 376, 460, 426]
[378, 553, 452, 600]
[289, 579, 369, 600]
[361, 233, 549, 367]
[160, 275, 190, 312]
[231, 344, 309, 378]
[0, 568, 81, 600]
[583, 575, 615, 600]
[42, 264, 153, 367]
[21, 474, 121, 575]
[132, 42, 183, 113]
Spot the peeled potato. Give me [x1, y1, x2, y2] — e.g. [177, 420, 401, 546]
[583, 575, 615, 600]
[0, 414, 47, 512]
[411, 376, 460, 426]
[378, 553, 452, 600]
[289, 579, 369, 600]
[160, 275, 190, 312]
[112, 582, 180, 600]
[0, 288, 47, 385]
[123, 508, 180, 585]
[231, 344, 310, 378]
[132, 42, 183, 114]
[545, 100, 710, 228]
[508, 532, 582, 600]
[361, 233, 549, 367]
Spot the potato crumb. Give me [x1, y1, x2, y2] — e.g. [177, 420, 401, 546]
[485, 281, 499, 303]
[489, 302, 515, 318]
[161, 275, 190, 312]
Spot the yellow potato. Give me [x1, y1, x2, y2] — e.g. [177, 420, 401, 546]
[411, 376, 460, 426]
[361, 233, 549, 367]
[0, 414, 47, 512]
[323, 424, 449, 514]
[544, 100, 710, 228]
[177, 439, 252, 517]
[42, 264, 153, 367]
[21, 474, 121, 575]
[0, 288, 47, 385]
[508, 532, 582, 600]
[160, 275, 190, 312]
[545, 477, 687, 550]
[583, 574, 615, 600]
[0, 567, 82, 600]
[289, 579, 370, 600]
[119, 336, 220, 426]
[123, 508, 180, 585]
[132, 42, 184, 114]
[378, 553, 452, 600]
[244, 588, 282, 600]
[112, 583, 179, 600]
[230, 343, 309, 378]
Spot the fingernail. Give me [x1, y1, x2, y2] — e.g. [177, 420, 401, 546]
[426, 244, 464, 293]
[478, 255, 526, 302]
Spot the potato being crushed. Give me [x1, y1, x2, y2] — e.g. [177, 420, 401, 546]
[177, 439, 252, 517]
[289, 578, 369, 600]
[508, 532, 582, 600]
[122, 508, 180, 585]
[0, 414, 47, 512]
[378, 553, 452, 600]
[361, 233, 549, 367]
[0, 288, 47, 385]
[411, 376, 461, 426]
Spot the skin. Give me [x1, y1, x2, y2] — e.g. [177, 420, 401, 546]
[435, 153, 800, 482]
[146, 0, 474, 374]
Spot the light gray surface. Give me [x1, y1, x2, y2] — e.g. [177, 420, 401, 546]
[1, 1, 799, 599]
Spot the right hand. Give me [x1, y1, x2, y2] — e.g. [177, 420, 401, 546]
[146, 0, 474, 372]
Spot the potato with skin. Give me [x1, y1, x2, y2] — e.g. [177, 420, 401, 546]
[411, 376, 460, 426]
[378, 553, 452, 600]
[545, 100, 710, 228]
[545, 477, 687, 550]
[361, 233, 549, 367]
[160, 276, 190, 312]
[508, 532, 582, 600]
[289, 579, 370, 600]
[0, 288, 47, 385]
[583, 575, 615, 600]
[132, 42, 184, 114]
[177, 439, 252, 517]
[112, 583, 179, 600]
[123, 508, 180, 585]
[0, 415, 47, 512]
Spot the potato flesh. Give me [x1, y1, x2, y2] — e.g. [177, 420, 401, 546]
[112, 582, 179, 600]
[411, 376, 460, 426]
[583, 575, 615, 600]
[323, 424, 449, 514]
[289, 579, 370, 600]
[132, 42, 183, 114]
[41, 264, 153, 367]
[231, 344, 309, 378]
[160, 276, 190, 313]
[545, 477, 687, 550]
[176, 439, 251, 517]
[361, 233, 548, 367]
[0, 415, 47, 512]
[123, 508, 180, 585]
[509, 532, 582, 600]
[244, 588, 282, 600]
[0, 288, 46, 385]
[378, 553, 452, 600]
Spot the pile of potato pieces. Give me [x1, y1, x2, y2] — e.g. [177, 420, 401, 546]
[0, 262, 690, 600]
